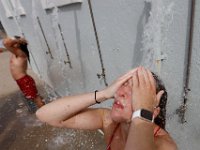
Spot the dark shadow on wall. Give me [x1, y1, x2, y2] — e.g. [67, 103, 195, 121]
[0, 22, 5, 31]
[0, 22, 6, 39]
[132, 2, 151, 68]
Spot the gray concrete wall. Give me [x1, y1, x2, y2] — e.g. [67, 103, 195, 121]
[183, 0, 200, 149]
[0, 0, 199, 149]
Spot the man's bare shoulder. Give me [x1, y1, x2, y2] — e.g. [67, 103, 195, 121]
[156, 133, 178, 150]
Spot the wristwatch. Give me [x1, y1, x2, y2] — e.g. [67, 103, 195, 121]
[132, 109, 154, 123]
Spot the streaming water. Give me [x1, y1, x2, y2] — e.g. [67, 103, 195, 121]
[31, 1, 103, 149]
[141, 0, 174, 73]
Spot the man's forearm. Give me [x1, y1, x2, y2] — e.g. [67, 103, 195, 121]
[125, 118, 155, 150]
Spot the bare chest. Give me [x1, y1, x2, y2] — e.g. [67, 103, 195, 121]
[10, 55, 27, 66]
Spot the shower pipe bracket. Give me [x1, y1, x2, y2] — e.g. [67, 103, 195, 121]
[176, 87, 191, 123]
[97, 73, 105, 79]
[64, 60, 71, 64]
[176, 103, 187, 123]
[97, 68, 108, 86]
[156, 53, 167, 61]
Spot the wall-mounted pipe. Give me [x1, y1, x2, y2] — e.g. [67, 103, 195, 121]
[177, 0, 195, 123]
[88, 0, 108, 86]
[37, 17, 54, 59]
[58, 23, 72, 68]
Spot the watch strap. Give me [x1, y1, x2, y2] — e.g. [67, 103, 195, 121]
[132, 109, 154, 123]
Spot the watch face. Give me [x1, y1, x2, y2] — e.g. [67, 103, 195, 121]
[141, 109, 153, 121]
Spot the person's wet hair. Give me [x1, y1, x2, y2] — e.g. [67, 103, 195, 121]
[152, 72, 167, 130]
[19, 43, 30, 62]
[15, 36, 30, 62]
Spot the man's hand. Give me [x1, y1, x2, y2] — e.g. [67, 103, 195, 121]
[132, 67, 157, 112]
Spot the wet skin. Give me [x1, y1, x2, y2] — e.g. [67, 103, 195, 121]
[106, 78, 175, 150]
[3, 37, 45, 108]
[104, 79, 133, 150]
[3, 38, 28, 80]
[111, 79, 133, 123]
[10, 54, 27, 80]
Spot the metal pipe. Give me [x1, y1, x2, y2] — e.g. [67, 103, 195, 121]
[177, 0, 195, 123]
[88, 0, 108, 86]
[37, 17, 54, 59]
[58, 23, 72, 68]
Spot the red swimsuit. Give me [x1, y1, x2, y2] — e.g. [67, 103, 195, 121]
[16, 75, 38, 100]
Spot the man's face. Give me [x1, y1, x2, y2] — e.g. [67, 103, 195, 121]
[111, 79, 133, 123]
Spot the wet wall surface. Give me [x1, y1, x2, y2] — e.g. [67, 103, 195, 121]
[1, 1, 200, 149]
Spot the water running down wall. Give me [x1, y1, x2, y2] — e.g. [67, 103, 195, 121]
[0, 0, 200, 149]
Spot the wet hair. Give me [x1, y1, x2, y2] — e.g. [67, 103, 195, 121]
[152, 72, 167, 130]
[19, 43, 30, 62]
[15, 36, 30, 62]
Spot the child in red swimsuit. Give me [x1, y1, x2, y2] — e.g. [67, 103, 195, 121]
[3, 36, 45, 112]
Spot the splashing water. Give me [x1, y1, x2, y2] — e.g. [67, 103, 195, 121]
[47, 129, 105, 150]
[31, 0, 70, 97]
[141, 0, 174, 72]
[50, 5, 71, 95]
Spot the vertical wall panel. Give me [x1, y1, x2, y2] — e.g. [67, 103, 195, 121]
[0, 0, 200, 149]
[90, 0, 145, 83]
[53, 2, 105, 95]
